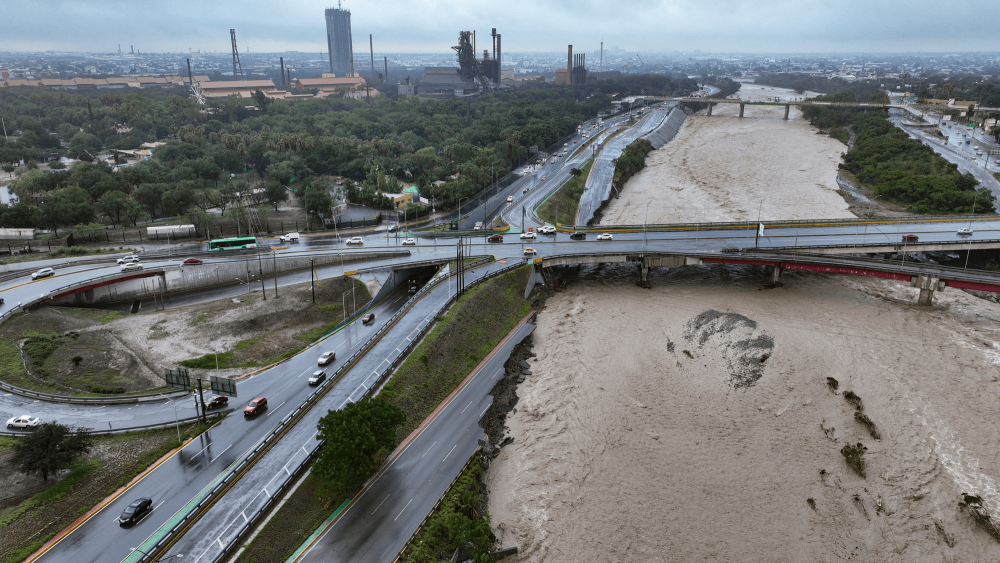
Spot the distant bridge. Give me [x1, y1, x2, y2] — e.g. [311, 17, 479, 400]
[644, 96, 923, 120]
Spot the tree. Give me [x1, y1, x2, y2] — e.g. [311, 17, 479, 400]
[96, 190, 129, 227]
[313, 397, 405, 489]
[264, 180, 290, 211]
[122, 195, 148, 227]
[12, 422, 92, 481]
[570, 167, 583, 178]
[303, 185, 333, 220]
[38, 187, 94, 234]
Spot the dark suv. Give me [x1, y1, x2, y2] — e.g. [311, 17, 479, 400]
[119, 497, 152, 526]
[569, 231, 586, 240]
[244, 397, 267, 417]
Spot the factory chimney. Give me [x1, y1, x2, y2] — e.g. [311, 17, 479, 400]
[280, 57, 285, 85]
[567, 45, 573, 83]
[186, 59, 193, 85]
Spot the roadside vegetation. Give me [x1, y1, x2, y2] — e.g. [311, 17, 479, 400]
[0, 246, 132, 266]
[0, 420, 217, 563]
[233, 265, 533, 563]
[612, 138, 655, 193]
[399, 457, 493, 563]
[536, 161, 593, 226]
[801, 94, 995, 214]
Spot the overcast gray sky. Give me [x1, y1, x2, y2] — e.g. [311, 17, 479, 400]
[4, 0, 999, 55]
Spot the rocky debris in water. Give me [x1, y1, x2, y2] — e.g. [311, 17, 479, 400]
[959, 493, 1000, 542]
[480, 334, 534, 448]
[683, 309, 774, 389]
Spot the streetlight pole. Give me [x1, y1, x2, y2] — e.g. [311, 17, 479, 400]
[644, 201, 650, 248]
[310, 258, 315, 303]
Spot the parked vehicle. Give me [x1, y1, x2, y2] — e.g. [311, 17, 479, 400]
[6, 415, 39, 429]
[120, 262, 144, 272]
[244, 397, 267, 417]
[362, 313, 376, 325]
[570, 232, 587, 240]
[278, 232, 300, 242]
[203, 395, 228, 409]
[182, 257, 203, 265]
[119, 498, 153, 526]
[117, 255, 140, 265]
[308, 370, 326, 386]
[317, 351, 336, 365]
[31, 268, 54, 280]
[346, 237, 364, 245]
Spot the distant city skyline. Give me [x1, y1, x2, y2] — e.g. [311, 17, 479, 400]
[3, 0, 1000, 55]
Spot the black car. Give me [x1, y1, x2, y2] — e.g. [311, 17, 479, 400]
[569, 231, 586, 240]
[119, 497, 153, 526]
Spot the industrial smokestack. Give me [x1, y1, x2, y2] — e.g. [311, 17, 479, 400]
[328, 34, 333, 72]
[186, 58, 193, 85]
[369, 34, 375, 80]
[280, 57, 285, 85]
[568, 45, 573, 84]
[497, 34, 501, 70]
[384, 56, 388, 83]
[600, 42, 603, 72]
[491, 28, 496, 61]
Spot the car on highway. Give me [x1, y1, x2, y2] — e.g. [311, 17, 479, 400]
[958, 227, 973, 236]
[116, 255, 140, 265]
[6, 415, 39, 429]
[487, 234, 504, 242]
[402, 238, 416, 245]
[120, 262, 143, 272]
[541, 175, 547, 180]
[31, 268, 54, 280]
[538, 226, 556, 235]
[506, 195, 513, 203]
[570, 232, 587, 240]
[387, 225, 398, 233]
[523, 187, 529, 194]
[317, 351, 336, 365]
[902, 234, 919, 242]
[362, 312, 376, 325]
[278, 232, 300, 242]
[523, 247, 537, 256]
[597, 233, 614, 241]
[244, 397, 267, 417]
[308, 370, 327, 386]
[203, 395, 228, 409]
[118, 497, 153, 526]
[182, 257, 203, 265]
[519, 231, 536, 239]
[346, 237, 364, 245]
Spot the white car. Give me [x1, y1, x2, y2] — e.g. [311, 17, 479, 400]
[538, 225, 557, 234]
[346, 237, 364, 245]
[7, 415, 39, 429]
[519, 231, 536, 240]
[957, 227, 973, 236]
[597, 233, 614, 241]
[31, 268, 55, 280]
[116, 255, 140, 265]
[402, 238, 416, 245]
[317, 351, 336, 366]
[506, 195, 513, 203]
[120, 262, 143, 271]
[523, 247, 537, 256]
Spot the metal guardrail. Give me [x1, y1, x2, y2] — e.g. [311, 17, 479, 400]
[558, 214, 1000, 232]
[129, 257, 505, 563]
[0, 379, 189, 405]
[0, 410, 230, 438]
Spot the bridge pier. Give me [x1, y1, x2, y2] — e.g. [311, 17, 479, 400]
[912, 274, 943, 305]
[739, 102, 745, 118]
[707, 103, 713, 116]
[639, 261, 650, 289]
[769, 265, 782, 282]
[784, 104, 790, 120]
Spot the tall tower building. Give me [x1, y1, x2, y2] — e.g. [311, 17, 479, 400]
[325, 5, 354, 76]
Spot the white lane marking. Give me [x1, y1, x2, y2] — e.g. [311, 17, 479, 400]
[153, 500, 165, 511]
[480, 405, 490, 417]
[263, 487, 270, 497]
[372, 494, 391, 515]
[421, 441, 437, 458]
[210, 445, 231, 463]
[460, 401, 473, 414]
[443, 444, 457, 462]
[394, 498, 413, 521]
[187, 443, 211, 463]
[266, 401, 286, 416]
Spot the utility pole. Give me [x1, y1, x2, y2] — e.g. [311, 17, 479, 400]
[310, 258, 315, 302]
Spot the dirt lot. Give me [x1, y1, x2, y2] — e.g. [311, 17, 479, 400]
[0, 276, 370, 396]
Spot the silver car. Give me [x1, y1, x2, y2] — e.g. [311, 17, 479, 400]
[6, 415, 40, 429]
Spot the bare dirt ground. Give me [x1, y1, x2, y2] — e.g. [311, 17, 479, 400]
[601, 86, 854, 224]
[489, 264, 1000, 561]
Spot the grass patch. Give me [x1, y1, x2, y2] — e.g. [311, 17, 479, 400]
[0, 246, 134, 266]
[191, 313, 210, 326]
[536, 160, 593, 226]
[234, 474, 352, 563]
[399, 457, 491, 562]
[55, 308, 126, 325]
[381, 265, 532, 442]
[0, 459, 100, 528]
[0, 437, 16, 454]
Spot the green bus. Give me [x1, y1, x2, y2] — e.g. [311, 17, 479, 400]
[209, 236, 257, 251]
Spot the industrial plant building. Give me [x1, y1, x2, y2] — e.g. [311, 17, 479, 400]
[415, 29, 504, 99]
